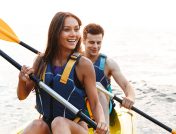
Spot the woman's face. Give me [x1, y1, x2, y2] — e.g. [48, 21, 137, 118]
[59, 16, 81, 51]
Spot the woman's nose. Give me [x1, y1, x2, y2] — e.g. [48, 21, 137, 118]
[70, 30, 77, 36]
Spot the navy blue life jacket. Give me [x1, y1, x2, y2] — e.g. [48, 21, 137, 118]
[94, 54, 114, 113]
[35, 53, 86, 121]
[94, 54, 112, 92]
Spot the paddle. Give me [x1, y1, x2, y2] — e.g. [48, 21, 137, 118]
[0, 49, 97, 129]
[1, 18, 175, 134]
[96, 83, 176, 134]
[0, 19, 39, 54]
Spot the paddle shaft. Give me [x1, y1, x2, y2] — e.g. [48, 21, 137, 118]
[0, 21, 39, 54]
[96, 84, 174, 134]
[113, 96, 173, 133]
[0, 49, 97, 129]
[19, 41, 39, 54]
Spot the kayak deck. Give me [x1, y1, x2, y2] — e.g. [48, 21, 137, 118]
[89, 104, 136, 134]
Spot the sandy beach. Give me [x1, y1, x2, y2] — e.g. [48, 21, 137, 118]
[0, 30, 176, 134]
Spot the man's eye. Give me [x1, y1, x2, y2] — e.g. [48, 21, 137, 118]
[97, 42, 101, 45]
[89, 41, 94, 44]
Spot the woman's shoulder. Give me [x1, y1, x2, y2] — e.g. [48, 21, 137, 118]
[33, 53, 45, 68]
[76, 56, 95, 78]
[37, 52, 44, 58]
[34, 53, 44, 62]
[76, 56, 94, 73]
[78, 56, 93, 67]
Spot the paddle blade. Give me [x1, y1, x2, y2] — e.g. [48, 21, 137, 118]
[172, 130, 176, 134]
[0, 19, 20, 43]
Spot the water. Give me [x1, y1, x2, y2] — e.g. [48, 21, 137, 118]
[1, 30, 176, 133]
[105, 31, 176, 133]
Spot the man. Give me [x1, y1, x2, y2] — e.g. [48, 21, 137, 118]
[82, 23, 135, 125]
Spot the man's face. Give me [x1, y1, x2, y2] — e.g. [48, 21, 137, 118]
[83, 33, 103, 57]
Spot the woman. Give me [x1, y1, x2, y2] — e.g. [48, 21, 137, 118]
[18, 12, 108, 134]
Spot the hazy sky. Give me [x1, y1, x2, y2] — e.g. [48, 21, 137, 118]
[1, 0, 176, 52]
[1, 0, 176, 30]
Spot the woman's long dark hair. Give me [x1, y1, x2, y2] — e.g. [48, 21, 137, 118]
[43, 12, 82, 63]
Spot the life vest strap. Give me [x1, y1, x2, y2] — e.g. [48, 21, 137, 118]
[60, 52, 80, 84]
[85, 97, 94, 119]
[99, 53, 107, 70]
[41, 65, 47, 82]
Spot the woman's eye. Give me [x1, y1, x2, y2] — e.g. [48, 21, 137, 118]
[74, 28, 79, 32]
[63, 28, 70, 31]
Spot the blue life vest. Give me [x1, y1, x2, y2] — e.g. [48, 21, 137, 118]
[94, 54, 111, 92]
[94, 54, 114, 113]
[36, 53, 86, 120]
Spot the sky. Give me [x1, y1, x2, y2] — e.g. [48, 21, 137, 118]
[1, 0, 176, 33]
[1, 0, 176, 59]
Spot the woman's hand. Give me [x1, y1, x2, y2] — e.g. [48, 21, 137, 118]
[95, 122, 109, 134]
[19, 65, 34, 82]
[17, 65, 35, 100]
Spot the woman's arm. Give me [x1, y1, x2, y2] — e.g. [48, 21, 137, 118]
[17, 55, 42, 100]
[76, 56, 108, 133]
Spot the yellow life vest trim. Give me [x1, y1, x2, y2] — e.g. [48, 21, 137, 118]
[85, 97, 94, 119]
[60, 53, 80, 84]
[41, 65, 47, 82]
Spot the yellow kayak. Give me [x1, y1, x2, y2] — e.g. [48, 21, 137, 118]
[89, 104, 136, 134]
[111, 105, 136, 134]
[16, 105, 136, 134]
